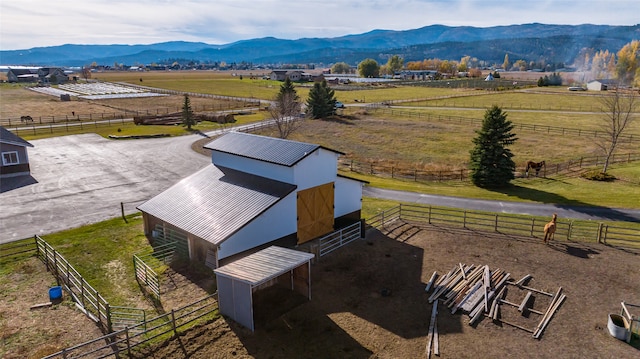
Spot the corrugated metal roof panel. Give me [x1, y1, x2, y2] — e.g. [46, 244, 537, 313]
[137, 165, 296, 245]
[204, 132, 326, 167]
[214, 246, 315, 286]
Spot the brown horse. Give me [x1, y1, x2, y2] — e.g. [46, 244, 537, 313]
[525, 160, 545, 177]
[543, 213, 557, 244]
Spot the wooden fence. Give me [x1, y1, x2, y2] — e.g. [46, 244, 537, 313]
[368, 108, 640, 143]
[0, 237, 37, 261]
[42, 293, 218, 359]
[339, 152, 640, 182]
[34, 235, 114, 332]
[366, 204, 640, 247]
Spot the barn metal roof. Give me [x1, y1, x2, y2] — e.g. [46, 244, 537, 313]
[0, 126, 34, 147]
[214, 246, 315, 286]
[204, 131, 343, 167]
[137, 165, 296, 245]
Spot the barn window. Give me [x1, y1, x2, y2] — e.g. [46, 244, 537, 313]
[2, 151, 19, 165]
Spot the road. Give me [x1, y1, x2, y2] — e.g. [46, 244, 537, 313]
[363, 187, 640, 223]
[1, 123, 638, 244]
[0, 123, 270, 244]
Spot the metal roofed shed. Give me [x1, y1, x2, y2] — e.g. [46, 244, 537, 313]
[214, 246, 315, 332]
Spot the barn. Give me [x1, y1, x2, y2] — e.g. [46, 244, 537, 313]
[0, 126, 34, 178]
[137, 132, 364, 269]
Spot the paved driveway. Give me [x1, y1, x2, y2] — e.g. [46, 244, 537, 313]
[1, 133, 211, 243]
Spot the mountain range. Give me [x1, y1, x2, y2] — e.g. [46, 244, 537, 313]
[1, 23, 638, 67]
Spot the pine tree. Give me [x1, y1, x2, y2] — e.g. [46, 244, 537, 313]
[469, 105, 518, 188]
[306, 80, 337, 119]
[181, 94, 196, 130]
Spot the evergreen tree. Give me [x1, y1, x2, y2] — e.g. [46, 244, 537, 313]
[306, 80, 337, 119]
[181, 94, 196, 130]
[469, 105, 518, 188]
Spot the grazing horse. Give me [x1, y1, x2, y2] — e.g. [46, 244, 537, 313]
[543, 213, 557, 244]
[525, 160, 545, 177]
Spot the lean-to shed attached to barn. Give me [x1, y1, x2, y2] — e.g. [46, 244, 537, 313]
[138, 132, 364, 268]
[214, 245, 315, 331]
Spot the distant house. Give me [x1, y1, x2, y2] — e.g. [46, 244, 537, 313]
[37, 67, 68, 84]
[0, 126, 34, 178]
[269, 70, 316, 82]
[138, 132, 365, 269]
[398, 70, 438, 80]
[587, 79, 617, 91]
[485, 73, 495, 81]
[7, 68, 39, 83]
[7, 67, 68, 84]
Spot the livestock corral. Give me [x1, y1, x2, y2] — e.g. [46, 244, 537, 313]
[3, 219, 638, 358]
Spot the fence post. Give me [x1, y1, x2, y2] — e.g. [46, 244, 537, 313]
[106, 303, 113, 333]
[602, 225, 608, 244]
[121, 202, 128, 223]
[171, 309, 178, 336]
[567, 222, 573, 240]
[596, 223, 603, 243]
[428, 206, 432, 224]
[125, 326, 132, 357]
[494, 215, 499, 232]
[530, 218, 535, 237]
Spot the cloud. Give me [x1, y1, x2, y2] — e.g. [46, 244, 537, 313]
[1, 0, 638, 50]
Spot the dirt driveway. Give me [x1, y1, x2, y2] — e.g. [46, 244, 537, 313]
[135, 221, 639, 358]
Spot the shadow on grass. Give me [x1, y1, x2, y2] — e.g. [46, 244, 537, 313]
[489, 183, 640, 223]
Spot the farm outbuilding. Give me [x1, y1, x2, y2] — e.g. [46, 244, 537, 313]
[214, 246, 315, 331]
[138, 132, 364, 269]
[0, 126, 34, 178]
[587, 79, 617, 91]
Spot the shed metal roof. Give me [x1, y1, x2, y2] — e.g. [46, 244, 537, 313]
[0, 126, 34, 148]
[214, 246, 315, 286]
[137, 165, 296, 245]
[204, 132, 343, 167]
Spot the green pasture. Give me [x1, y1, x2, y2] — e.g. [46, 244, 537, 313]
[35, 214, 151, 308]
[97, 70, 466, 103]
[349, 163, 640, 210]
[405, 89, 619, 112]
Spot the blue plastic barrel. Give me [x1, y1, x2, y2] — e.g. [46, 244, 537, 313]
[49, 286, 62, 301]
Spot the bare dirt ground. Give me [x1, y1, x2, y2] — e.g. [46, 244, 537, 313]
[0, 257, 104, 359]
[134, 222, 640, 359]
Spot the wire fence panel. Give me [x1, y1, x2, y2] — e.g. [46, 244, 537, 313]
[318, 221, 362, 258]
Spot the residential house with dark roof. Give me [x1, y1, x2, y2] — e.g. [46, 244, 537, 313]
[138, 132, 364, 268]
[7, 68, 39, 83]
[0, 126, 34, 178]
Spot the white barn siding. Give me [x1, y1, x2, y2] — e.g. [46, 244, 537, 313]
[218, 195, 297, 259]
[334, 177, 363, 218]
[212, 151, 295, 183]
[293, 149, 339, 190]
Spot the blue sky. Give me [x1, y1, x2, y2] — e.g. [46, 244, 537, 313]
[1, 0, 638, 50]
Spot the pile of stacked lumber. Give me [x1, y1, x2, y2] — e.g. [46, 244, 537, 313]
[425, 263, 565, 339]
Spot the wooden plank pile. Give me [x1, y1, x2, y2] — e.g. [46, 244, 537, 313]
[425, 263, 565, 341]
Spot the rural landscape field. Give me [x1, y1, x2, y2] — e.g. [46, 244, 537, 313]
[1, 70, 639, 359]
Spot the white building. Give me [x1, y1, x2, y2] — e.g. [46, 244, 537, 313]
[138, 132, 364, 268]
